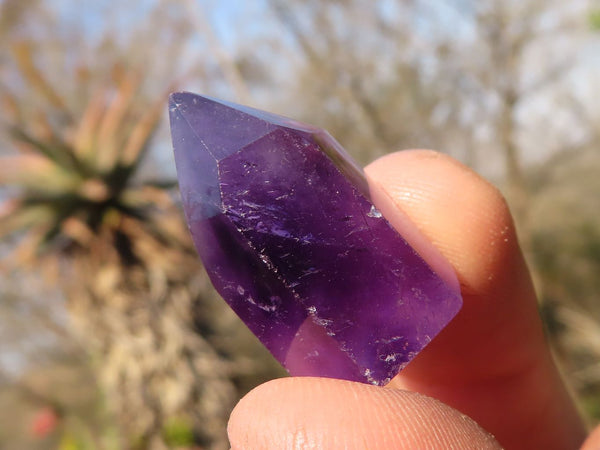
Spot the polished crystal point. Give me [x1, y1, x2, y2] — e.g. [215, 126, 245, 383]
[169, 92, 462, 385]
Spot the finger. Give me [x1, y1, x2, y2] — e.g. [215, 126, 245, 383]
[581, 423, 600, 450]
[228, 377, 501, 450]
[365, 150, 585, 449]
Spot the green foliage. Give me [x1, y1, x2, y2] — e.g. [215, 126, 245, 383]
[58, 433, 87, 450]
[589, 9, 600, 30]
[162, 417, 195, 447]
[533, 220, 600, 311]
[581, 392, 600, 422]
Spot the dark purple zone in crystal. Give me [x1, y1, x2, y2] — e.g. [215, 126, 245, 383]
[169, 92, 462, 385]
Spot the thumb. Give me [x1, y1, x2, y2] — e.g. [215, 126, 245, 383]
[228, 377, 500, 449]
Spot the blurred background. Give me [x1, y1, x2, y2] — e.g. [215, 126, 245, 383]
[1, 0, 599, 448]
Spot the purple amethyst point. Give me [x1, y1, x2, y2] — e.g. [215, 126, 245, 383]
[169, 92, 462, 385]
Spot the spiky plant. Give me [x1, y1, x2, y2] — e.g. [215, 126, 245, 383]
[1, 43, 236, 449]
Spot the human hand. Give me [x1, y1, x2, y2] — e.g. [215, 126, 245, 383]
[227, 150, 594, 449]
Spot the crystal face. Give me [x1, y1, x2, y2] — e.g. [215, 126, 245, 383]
[169, 92, 462, 385]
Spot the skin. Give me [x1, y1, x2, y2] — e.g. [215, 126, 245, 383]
[228, 150, 597, 449]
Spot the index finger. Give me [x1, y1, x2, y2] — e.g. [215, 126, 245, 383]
[366, 150, 585, 450]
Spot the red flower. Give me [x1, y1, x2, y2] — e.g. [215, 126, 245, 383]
[31, 407, 59, 438]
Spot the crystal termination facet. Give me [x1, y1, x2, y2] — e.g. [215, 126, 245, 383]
[169, 92, 462, 386]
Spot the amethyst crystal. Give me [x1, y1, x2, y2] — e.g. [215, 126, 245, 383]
[169, 92, 462, 386]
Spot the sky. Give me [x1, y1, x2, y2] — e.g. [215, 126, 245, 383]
[51, 0, 262, 51]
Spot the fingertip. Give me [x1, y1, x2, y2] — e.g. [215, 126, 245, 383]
[228, 377, 501, 450]
[366, 149, 519, 296]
